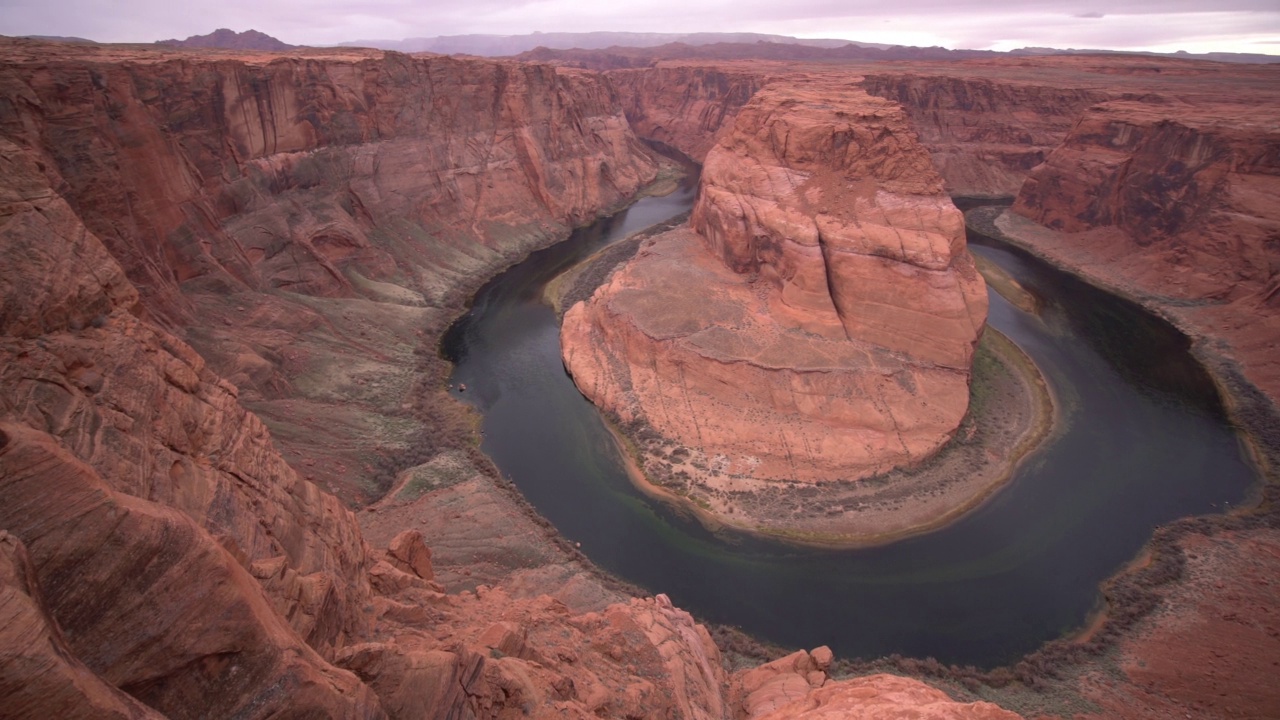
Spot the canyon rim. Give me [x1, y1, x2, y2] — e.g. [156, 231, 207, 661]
[1, 30, 1278, 720]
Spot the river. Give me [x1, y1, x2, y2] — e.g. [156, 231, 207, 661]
[441, 185, 1256, 668]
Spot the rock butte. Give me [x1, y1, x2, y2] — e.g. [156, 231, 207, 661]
[1, 34, 1278, 719]
[563, 80, 988, 488]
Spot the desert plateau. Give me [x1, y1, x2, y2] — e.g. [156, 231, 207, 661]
[1, 17, 1279, 720]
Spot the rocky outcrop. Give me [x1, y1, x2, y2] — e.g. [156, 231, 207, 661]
[340, 581, 730, 720]
[0, 423, 385, 718]
[385, 529, 435, 580]
[691, 83, 987, 366]
[608, 64, 767, 161]
[751, 674, 1022, 720]
[726, 647, 1020, 720]
[563, 80, 987, 517]
[0, 531, 166, 720]
[0, 138, 375, 655]
[1006, 99, 1280, 399]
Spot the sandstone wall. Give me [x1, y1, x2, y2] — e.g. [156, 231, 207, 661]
[608, 64, 767, 161]
[1007, 99, 1280, 398]
[0, 42, 661, 504]
[0, 48, 659, 326]
[1013, 101, 1280, 299]
[862, 73, 1108, 196]
[0, 138, 375, 658]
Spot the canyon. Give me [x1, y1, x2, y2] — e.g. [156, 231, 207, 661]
[1, 35, 1278, 720]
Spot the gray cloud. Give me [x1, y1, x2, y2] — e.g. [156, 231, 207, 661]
[0, 0, 1276, 54]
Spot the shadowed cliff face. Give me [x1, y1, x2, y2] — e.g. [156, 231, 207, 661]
[861, 73, 1109, 197]
[608, 64, 767, 161]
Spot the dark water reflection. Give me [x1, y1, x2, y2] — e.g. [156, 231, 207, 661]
[442, 193, 1256, 668]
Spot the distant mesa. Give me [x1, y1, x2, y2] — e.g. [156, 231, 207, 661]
[334, 30, 1280, 65]
[339, 31, 890, 56]
[157, 28, 294, 51]
[17, 35, 97, 44]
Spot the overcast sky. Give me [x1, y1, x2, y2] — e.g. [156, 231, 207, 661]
[3, 0, 1278, 55]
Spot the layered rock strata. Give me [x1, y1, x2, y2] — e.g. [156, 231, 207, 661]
[0, 531, 167, 720]
[0, 39, 661, 505]
[563, 81, 987, 494]
[0, 423, 385, 718]
[608, 64, 768, 161]
[861, 71, 1107, 196]
[0, 139, 375, 654]
[864, 55, 1280, 201]
[967, 87, 1280, 720]
[1007, 100, 1280, 401]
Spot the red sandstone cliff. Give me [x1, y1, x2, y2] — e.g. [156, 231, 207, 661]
[607, 64, 767, 161]
[603, 58, 1116, 198]
[0, 136, 385, 714]
[563, 80, 987, 504]
[0, 134, 375, 641]
[969, 70, 1280, 720]
[1007, 99, 1280, 399]
[0, 39, 661, 504]
[0, 43, 657, 326]
[862, 55, 1280, 201]
[861, 71, 1107, 196]
[0, 39, 689, 719]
